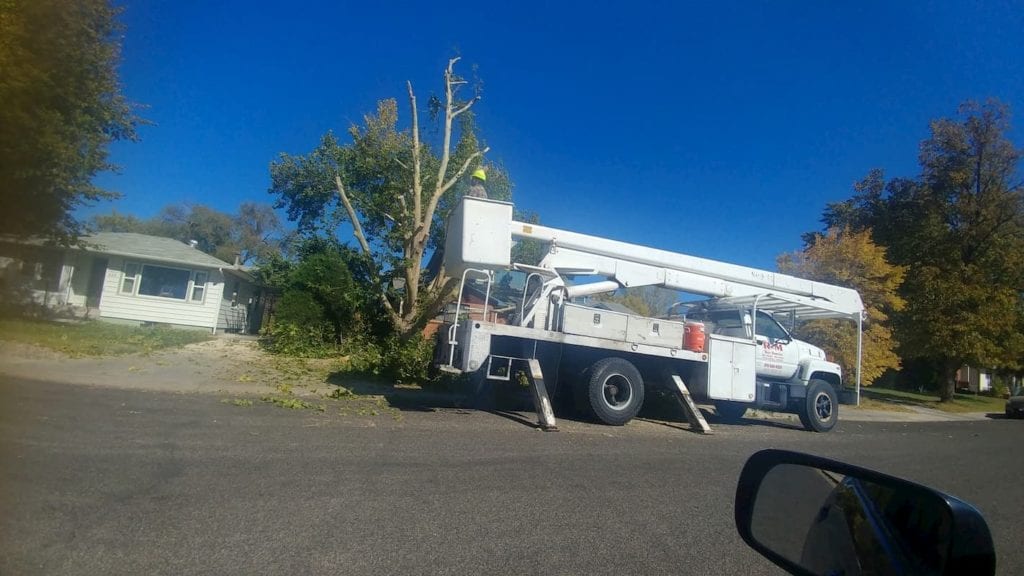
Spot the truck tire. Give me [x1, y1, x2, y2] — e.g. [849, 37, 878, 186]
[799, 379, 838, 432]
[715, 401, 747, 422]
[586, 357, 645, 426]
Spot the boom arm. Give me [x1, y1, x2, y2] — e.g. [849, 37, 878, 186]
[444, 197, 864, 319]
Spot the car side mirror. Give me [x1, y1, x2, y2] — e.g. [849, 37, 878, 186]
[735, 449, 995, 576]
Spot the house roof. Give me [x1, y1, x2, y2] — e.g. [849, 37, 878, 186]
[80, 232, 233, 269]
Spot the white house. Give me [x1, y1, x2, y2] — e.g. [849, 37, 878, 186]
[0, 232, 259, 333]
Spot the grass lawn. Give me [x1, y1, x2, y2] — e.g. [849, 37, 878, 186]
[862, 386, 1005, 414]
[849, 396, 913, 413]
[0, 318, 211, 356]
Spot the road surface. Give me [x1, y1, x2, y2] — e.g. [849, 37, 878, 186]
[1, 377, 1020, 575]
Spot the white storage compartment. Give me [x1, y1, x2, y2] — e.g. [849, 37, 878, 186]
[706, 335, 756, 402]
[626, 315, 686, 348]
[443, 197, 514, 276]
[562, 303, 628, 341]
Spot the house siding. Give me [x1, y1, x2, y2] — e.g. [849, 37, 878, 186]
[98, 256, 225, 330]
[217, 274, 256, 332]
[63, 252, 91, 307]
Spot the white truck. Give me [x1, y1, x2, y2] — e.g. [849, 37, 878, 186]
[436, 197, 865, 433]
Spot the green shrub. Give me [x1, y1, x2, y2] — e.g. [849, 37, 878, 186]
[341, 336, 384, 374]
[275, 290, 325, 328]
[262, 321, 336, 357]
[382, 335, 435, 385]
[336, 333, 438, 386]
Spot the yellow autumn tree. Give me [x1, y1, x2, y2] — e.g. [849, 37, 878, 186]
[777, 227, 906, 386]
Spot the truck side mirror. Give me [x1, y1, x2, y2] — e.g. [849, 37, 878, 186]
[735, 449, 995, 576]
[743, 312, 753, 339]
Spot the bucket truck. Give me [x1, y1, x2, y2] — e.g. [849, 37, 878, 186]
[436, 197, 865, 433]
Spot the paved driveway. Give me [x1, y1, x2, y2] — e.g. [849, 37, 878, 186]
[1, 377, 1020, 575]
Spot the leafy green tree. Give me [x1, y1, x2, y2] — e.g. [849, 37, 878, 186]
[269, 57, 508, 338]
[778, 227, 906, 386]
[259, 238, 383, 354]
[88, 210, 147, 233]
[0, 0, 139, 243]
[236, 202, 285, 264]
[286, 245, 366, 343]
[820, 100, 1024, 399]
[158, 205, 236, 261]
[510, 210, 547, 266]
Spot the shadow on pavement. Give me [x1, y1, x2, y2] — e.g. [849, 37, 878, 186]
[325, 371, 561, 426]
[325, 372, 807, 432]
[639, 390, 805, 432]
[985, 412, 1012, 420]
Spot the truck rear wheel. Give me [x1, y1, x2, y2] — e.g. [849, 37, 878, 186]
[586, 357, 644, 426]
[798, 379, 838, 432]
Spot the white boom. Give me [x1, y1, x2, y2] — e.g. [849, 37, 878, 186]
[445, 198, 864, 320]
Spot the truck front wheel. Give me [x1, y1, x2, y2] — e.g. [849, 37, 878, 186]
[798, 379, 838, 432]
[586, 357, 645, 426]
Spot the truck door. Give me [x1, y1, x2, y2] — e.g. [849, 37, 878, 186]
[753, 311, 800, 379]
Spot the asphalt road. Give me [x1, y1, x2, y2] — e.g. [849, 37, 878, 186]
[1, 377, 1021, 576]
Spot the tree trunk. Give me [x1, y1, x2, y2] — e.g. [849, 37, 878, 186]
[939, 360, 959, 402]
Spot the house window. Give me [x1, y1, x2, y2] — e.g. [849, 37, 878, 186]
[121, 262, 140, 294]
[190, 271, 208, 303]
[138, 265, 191, 300]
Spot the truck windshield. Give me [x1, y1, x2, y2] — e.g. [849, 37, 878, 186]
[755, 311, 790, 341]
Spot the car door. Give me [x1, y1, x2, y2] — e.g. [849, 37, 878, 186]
[753, 311, 800, 379]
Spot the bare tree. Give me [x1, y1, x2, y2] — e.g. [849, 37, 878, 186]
[271, 57, 500, 338]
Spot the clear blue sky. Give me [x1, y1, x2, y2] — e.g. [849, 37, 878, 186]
[94, 1, 1024, 270]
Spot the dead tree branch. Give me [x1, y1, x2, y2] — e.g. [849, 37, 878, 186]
[407, 80, 422, 226]
[335, 174, 402, 326]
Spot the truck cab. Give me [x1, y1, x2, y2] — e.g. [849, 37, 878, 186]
[680, 302, 845, 431]
[683, 305, 834, 382]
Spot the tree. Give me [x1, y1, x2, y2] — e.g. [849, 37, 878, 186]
[0, 0, 139, 243]
[270, 57, 507, 338]
[236, 202, 285, 264]
[284, 240, 371, 344]
[258, 238, 379, 354]
[89, 210, 147, 233]
[510, 210, 547, 266]
[819, 100, 1024, 400]
[778, 227, 907, 386]
[594, 286, 680, 318]
[159, 205, 236, 261]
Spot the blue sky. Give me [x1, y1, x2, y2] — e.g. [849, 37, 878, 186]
[95, 1, 1024, 270]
